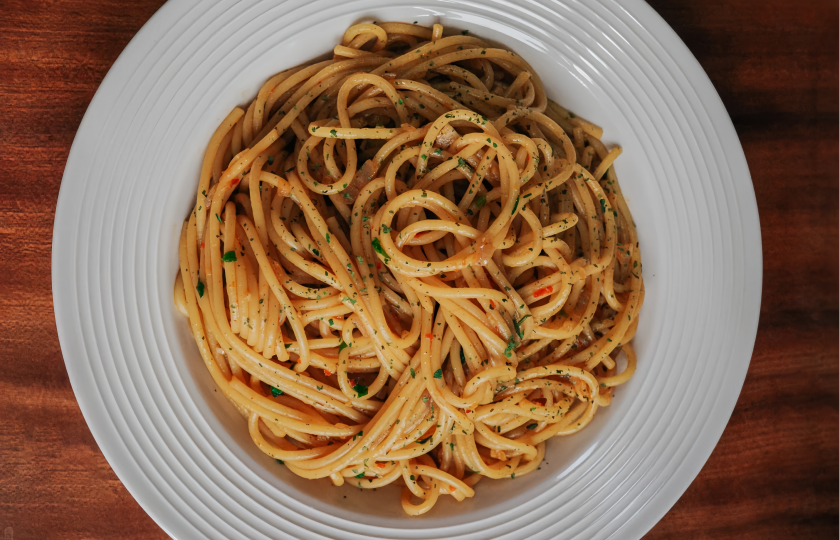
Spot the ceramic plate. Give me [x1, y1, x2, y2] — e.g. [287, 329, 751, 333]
[53, 0, 761, 538]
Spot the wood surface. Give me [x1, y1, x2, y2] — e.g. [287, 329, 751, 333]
[0, 0, 836, 538]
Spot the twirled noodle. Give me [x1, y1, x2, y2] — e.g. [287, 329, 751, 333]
[175, 21, 644, 516]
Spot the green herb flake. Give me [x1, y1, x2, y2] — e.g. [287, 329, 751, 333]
[504, 336, 516, 358]
[353, 383, 369, 397]
[371, 237, 389, 263]
[513, 314, 531, 339]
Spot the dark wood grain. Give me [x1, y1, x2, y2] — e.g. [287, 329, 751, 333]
[0, 0, 836, 538]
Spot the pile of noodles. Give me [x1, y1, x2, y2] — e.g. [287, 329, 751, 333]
[174, 22, 643, 515]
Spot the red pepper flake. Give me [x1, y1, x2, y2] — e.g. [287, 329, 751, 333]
[489, 300, 496, 309]
[324, 369, 332, 376]
[375, 462, 386, 468]
[200, 242, 205, 249]
[232, 177, 240, 186]
[533, 285, 553, 298]
[425, 333, 433, 341]
[376, 262, 382, 270]
[349, 378, 356, 387]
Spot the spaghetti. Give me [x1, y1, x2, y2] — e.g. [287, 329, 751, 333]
[174, 21, 644, 516]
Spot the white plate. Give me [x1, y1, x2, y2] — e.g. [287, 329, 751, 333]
[52, 0, 761, 538]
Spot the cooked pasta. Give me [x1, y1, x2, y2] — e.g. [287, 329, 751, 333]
[174, 21, 644, 516]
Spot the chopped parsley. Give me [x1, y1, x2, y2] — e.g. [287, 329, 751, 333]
[512, 314, 531, 339]
[504, 336, 516, 358]
[371, 237, 390, 264]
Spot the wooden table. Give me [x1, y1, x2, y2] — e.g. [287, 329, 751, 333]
[1, 1, 836, 538]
